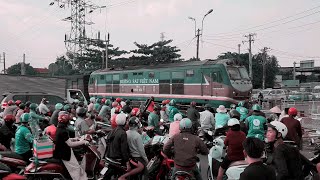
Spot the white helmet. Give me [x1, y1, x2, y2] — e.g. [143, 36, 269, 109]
[227, 118, 240, 126]
[116, 113, 127, 126]
[90, 97, 96, 103]
[268, 121, 288, 139]
[174, 113, 183, 121]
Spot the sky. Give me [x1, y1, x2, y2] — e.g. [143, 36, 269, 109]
[0, 0, 320, 70]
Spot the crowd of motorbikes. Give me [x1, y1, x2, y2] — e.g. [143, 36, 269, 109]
[0, 99, 320, 180]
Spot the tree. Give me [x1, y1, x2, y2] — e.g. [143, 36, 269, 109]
[7, 63, 37, 75]
[186, 57, 200, 61]
[50, 55, 77, 76]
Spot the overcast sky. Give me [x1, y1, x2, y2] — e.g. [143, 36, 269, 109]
[0, 0, 319, 70]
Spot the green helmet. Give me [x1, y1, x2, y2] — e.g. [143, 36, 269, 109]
[90, 97, 96, 103]
[96, 98, 101, 103]
[94, 103, 100, 110]
[252, 104, 262, 111]
[169, 99, 176, 106]
[20, 113, 31, 123]
[105, 99, 111, 106]
[63, 104, 72, 111]
[30, 103, 38, 111]
[179, 118, 192, 130]
[238, 101, 244, 107]
[55, 103, 64, 110]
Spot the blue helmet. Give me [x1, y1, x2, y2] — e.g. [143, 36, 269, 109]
[179, 118, 192, 130]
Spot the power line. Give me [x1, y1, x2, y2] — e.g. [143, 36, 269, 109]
[202, 41, 238, 51]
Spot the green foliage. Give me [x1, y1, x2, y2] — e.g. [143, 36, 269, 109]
[7, 63, 37, 75]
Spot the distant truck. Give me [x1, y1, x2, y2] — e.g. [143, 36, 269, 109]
[0, 74, 89, 107]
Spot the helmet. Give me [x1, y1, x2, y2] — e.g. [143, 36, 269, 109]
[229, 109, 240, 120]
[112, 102, 118, 108]
[252, 104, 261, 111]
[120, 101, 126, 107]
[114, 106, 122, 113]
[55, 103, 64, 110]
[19, 103, 25, 109]
[128, 117, 141, 127]
[125, 99, 131, 105]
[169, 99, 176, 106]
[131, 108, 140, 116]
[15, 100, 22, 106]
[4, 114, 15, 123]
[76, 107, 87, 116]
[238, 101, 244, 107]
[7, 100, 14, 106]
[101, 98, 106, 104]
[174, 113, 183, 121]
[190, 101, 197, 107]
[63, 104, 72, 111]
[179, 118, 192, 130]
[230, 104, 236, 109]
[58, 114, 71, 124]
[116, 113, 127, 126]
[42, 98, 49, 103]
[165, 99, 170, 104]
[90, 97, 96, 103]
[25, 101, 31, 107]
[154, 104, 161, 111]
[204, 104, 211, 110]
[268, 121, 288, 139]
[105, 99, 111, 106]
[162, 100, 167, 105]
[228, 118, 240, 126]
[20, 113, 31, 123]
[116, 98, 122, 103]
[30, 103, 38, 111]
[288, 107, 298, 116]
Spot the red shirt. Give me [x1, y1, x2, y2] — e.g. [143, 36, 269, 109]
[111, 114, 118, 129]
[147, 101, 154, 112]
[281, 117, 302, 145]
[224, 129, 246, 161]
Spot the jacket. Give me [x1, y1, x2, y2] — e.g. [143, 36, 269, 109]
[246, 113, 267, 141]
[0, 123, 16, 149]
[199, 110, 215, 129]
[224, 129, 246, 161]
[50, 110, 60, 126]
[126, 128, 148, 163]
[38, 103, 50, 115]
[106, 126, 130, 163]
[281, 117, 302, 145]
[163, 131, 208, 167]
[54, 123, 71, 161]
[15, 125, 33, 154]
[15, 109, 24, 123]
[3, 105, 17, 116]
[215, 112, 230, 129]
[187, 107, 200, 123]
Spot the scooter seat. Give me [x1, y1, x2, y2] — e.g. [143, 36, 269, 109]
[0, 151, 24, 161]
[229, 160, 248, 167]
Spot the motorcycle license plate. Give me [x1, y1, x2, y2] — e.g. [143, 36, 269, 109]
[100, 167, 108, 175]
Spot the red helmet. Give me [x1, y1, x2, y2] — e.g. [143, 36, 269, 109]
[165, 99, 170, 104]
[190, 101, 197, 107]
[7, 100, 14, 106]
[131, 108, 140, 116]
[116, 98, 121, 103]
[4, 114, 15, 123]
[101, 98, 106, 104]
[112, 102, 118, 107]
[15, 100, 22, 106]
[162, 100, 167, 105]
[58, 114, 71, 123]
[115, 106, 122, 113]
[288, 107, 298, 116]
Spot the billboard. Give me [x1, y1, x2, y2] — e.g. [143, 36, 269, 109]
[300, 60, 314, 69]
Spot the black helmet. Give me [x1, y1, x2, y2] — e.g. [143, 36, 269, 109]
[128, 117, 141, 127]
[76, 107, 87, 117]
[19, 103, 26, 109]
[25, 101, 31, 107]
[154, 104, 161, 111]
[125, 99, 131, 105]
[204, 104, 211, 110]
[229, 109, 241, 120]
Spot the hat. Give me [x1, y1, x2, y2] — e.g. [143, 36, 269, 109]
[270, 106, 282, 114]
[217, 105, 227, 113]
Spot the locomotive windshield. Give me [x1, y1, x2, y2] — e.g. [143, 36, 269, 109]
[227, 67, 250, 80]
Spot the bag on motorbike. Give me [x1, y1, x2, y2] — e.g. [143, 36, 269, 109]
[146, 156, 161, 177]
[33, 135, 54, 159]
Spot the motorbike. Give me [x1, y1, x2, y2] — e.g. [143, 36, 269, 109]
[198, 127, 214, 148]
[0, 151, 28, 174]
[0, 161, 26, 180]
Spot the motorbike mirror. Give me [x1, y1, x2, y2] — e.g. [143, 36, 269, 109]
[70, 121, 75, 125]
[208, 131, 213, 136]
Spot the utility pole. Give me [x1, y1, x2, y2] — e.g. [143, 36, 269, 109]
[293, 61, 297, 80]
[262, 47, 270, 89]
[243, 33, 256, 79]
[2, 52, 5, 74]
[105, 33, 110, 69]
[160, 32, 165, 41]
[196, 29, 201, 61]
[238, 44, 241, 54]
[21, 54, 26, 75]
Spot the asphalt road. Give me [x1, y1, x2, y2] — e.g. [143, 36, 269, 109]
[199, 154, 209, 180]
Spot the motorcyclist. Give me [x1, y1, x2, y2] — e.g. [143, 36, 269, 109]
[15, 103, 25, 124]
[122, 100, 132, 114]
[88, 97, 96, 113]
[199, 104, 215, 130]
[245, 104, 267, 141]
[110, 102, 119, 117]
[74, 107, 93, 138]
[98, 99, 111, 123]
[0, 114, 16, 150]
[104, 113, 130, 180]
[24, 101, 31, 113]
[268, 106, 282, 122]
[163, 118, 209, 180]
[13, 100, 22, 116]
[93, 98, 102, 113]
[187, 101, 200, 134]
[38, 98, 50, 115]
[168, 99, 180, 122]
[169, 113, 183, 137]
[111, 106, 122, 129]
[118, 117, 148, 180]
[217, 118, 246, 180]
[29, 103, 46, 137]
[3, 100, 17, 116]
[281, 107, 302, 149]
[229, 109, 247, 134]
[160, 100, 169, 122]
[214, 105, 230, 136]
[148, 104, 162, 135]
[15, 113, 33, 162]
[54, 113, 89, 180]
[63, 104, 73, 115]
[50, 103, 64, 127]
[236, 101, 248, 122]
[265, 121, 305, 180]
[146, 96, 155, 113]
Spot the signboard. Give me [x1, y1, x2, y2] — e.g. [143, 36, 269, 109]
[300, 60, 314, 69]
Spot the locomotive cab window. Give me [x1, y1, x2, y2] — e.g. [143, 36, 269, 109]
[123, 74, 128, 79]
[212, 72, 222, 83]
[149, 72, 155, 78]
[100, 75, 105, 80]
[186, 70, 194, 77]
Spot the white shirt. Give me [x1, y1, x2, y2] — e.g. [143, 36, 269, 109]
[38, 102, 50, 115]
[199, 110, 215, 129]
